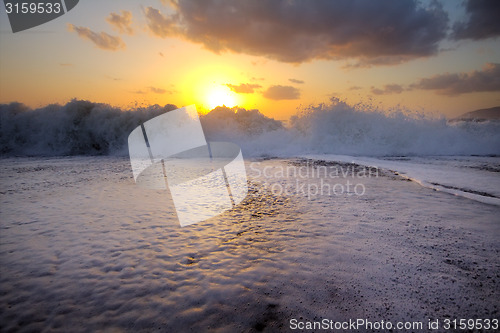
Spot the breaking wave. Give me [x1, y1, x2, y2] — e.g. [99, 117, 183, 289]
[1, 99, 499, 157]
[0, 100, 177, 156]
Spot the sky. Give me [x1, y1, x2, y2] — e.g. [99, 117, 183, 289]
[0, 0, 499, 120]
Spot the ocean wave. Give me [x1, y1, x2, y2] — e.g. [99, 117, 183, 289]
[202, 99, 500, 157]
[1, 99, 499, 157]
[0, 100, 177, 156]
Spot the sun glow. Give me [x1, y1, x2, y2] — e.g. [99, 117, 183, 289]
[206, 86, 237, 110]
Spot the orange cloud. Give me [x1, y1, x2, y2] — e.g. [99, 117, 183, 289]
[371, 84, 404, 95]
[263, 85, 300, 100]
[68, 24, 125, 51]
[144, 7, 178, 38]
[106, 10, 134, 35]
[226, 83, 261, 94]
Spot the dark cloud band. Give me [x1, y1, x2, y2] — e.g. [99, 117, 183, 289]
[411, 63, 500, 95]
[145, 0, 448, 65]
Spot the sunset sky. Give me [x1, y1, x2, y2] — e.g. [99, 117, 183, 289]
[0, 0, 499, 120]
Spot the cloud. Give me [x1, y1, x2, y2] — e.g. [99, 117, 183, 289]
[371, 84, 404, 95]
[262, 85, 300, 100]
[134, 87, 170, 94]
[105, 75, 122, 81]
[149, 86, 168, 94]
[225, 83, 261, 94]
[452, 0, 500, 40]
[410, 63, 500, 95]
[144, 7, 178, 38]
[68, 24, 125, 51]
[106, 10, 134, 35]
[143, 0, 448, 65]
[289, 78, 304, 84]
[348, 86, 362, 91]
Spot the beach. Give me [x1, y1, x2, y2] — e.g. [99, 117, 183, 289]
[1, 156, 498, 332]
[2, 0, 500, 331]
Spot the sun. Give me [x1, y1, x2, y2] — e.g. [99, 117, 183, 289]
[206, 86, 237, 110]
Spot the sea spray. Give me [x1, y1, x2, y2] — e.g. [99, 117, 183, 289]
[1, 99, 499, 157]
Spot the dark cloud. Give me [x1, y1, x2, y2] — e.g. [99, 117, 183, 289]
[410, 63, 500, 95]
[452, 0, 500, 40]
[348, 86, 362, 91]
[371, 84, 404, 95]
[289, 78, 304, 84]
[144, 0, 448, 65]
[262, 85, 300, 100]
[106, 10, 134, 35]
[68, 24, 125, 51]
[226, 83, 261, 94]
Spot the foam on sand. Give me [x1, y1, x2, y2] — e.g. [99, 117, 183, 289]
[302, 155, 500, 206]
[0, 156, 498, 331]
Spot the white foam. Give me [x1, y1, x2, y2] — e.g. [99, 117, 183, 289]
[202, 101, 500, 157]
[302, 154, 500, 206]
[1, 156, 499, 331]
[2, 99, 500, 157]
